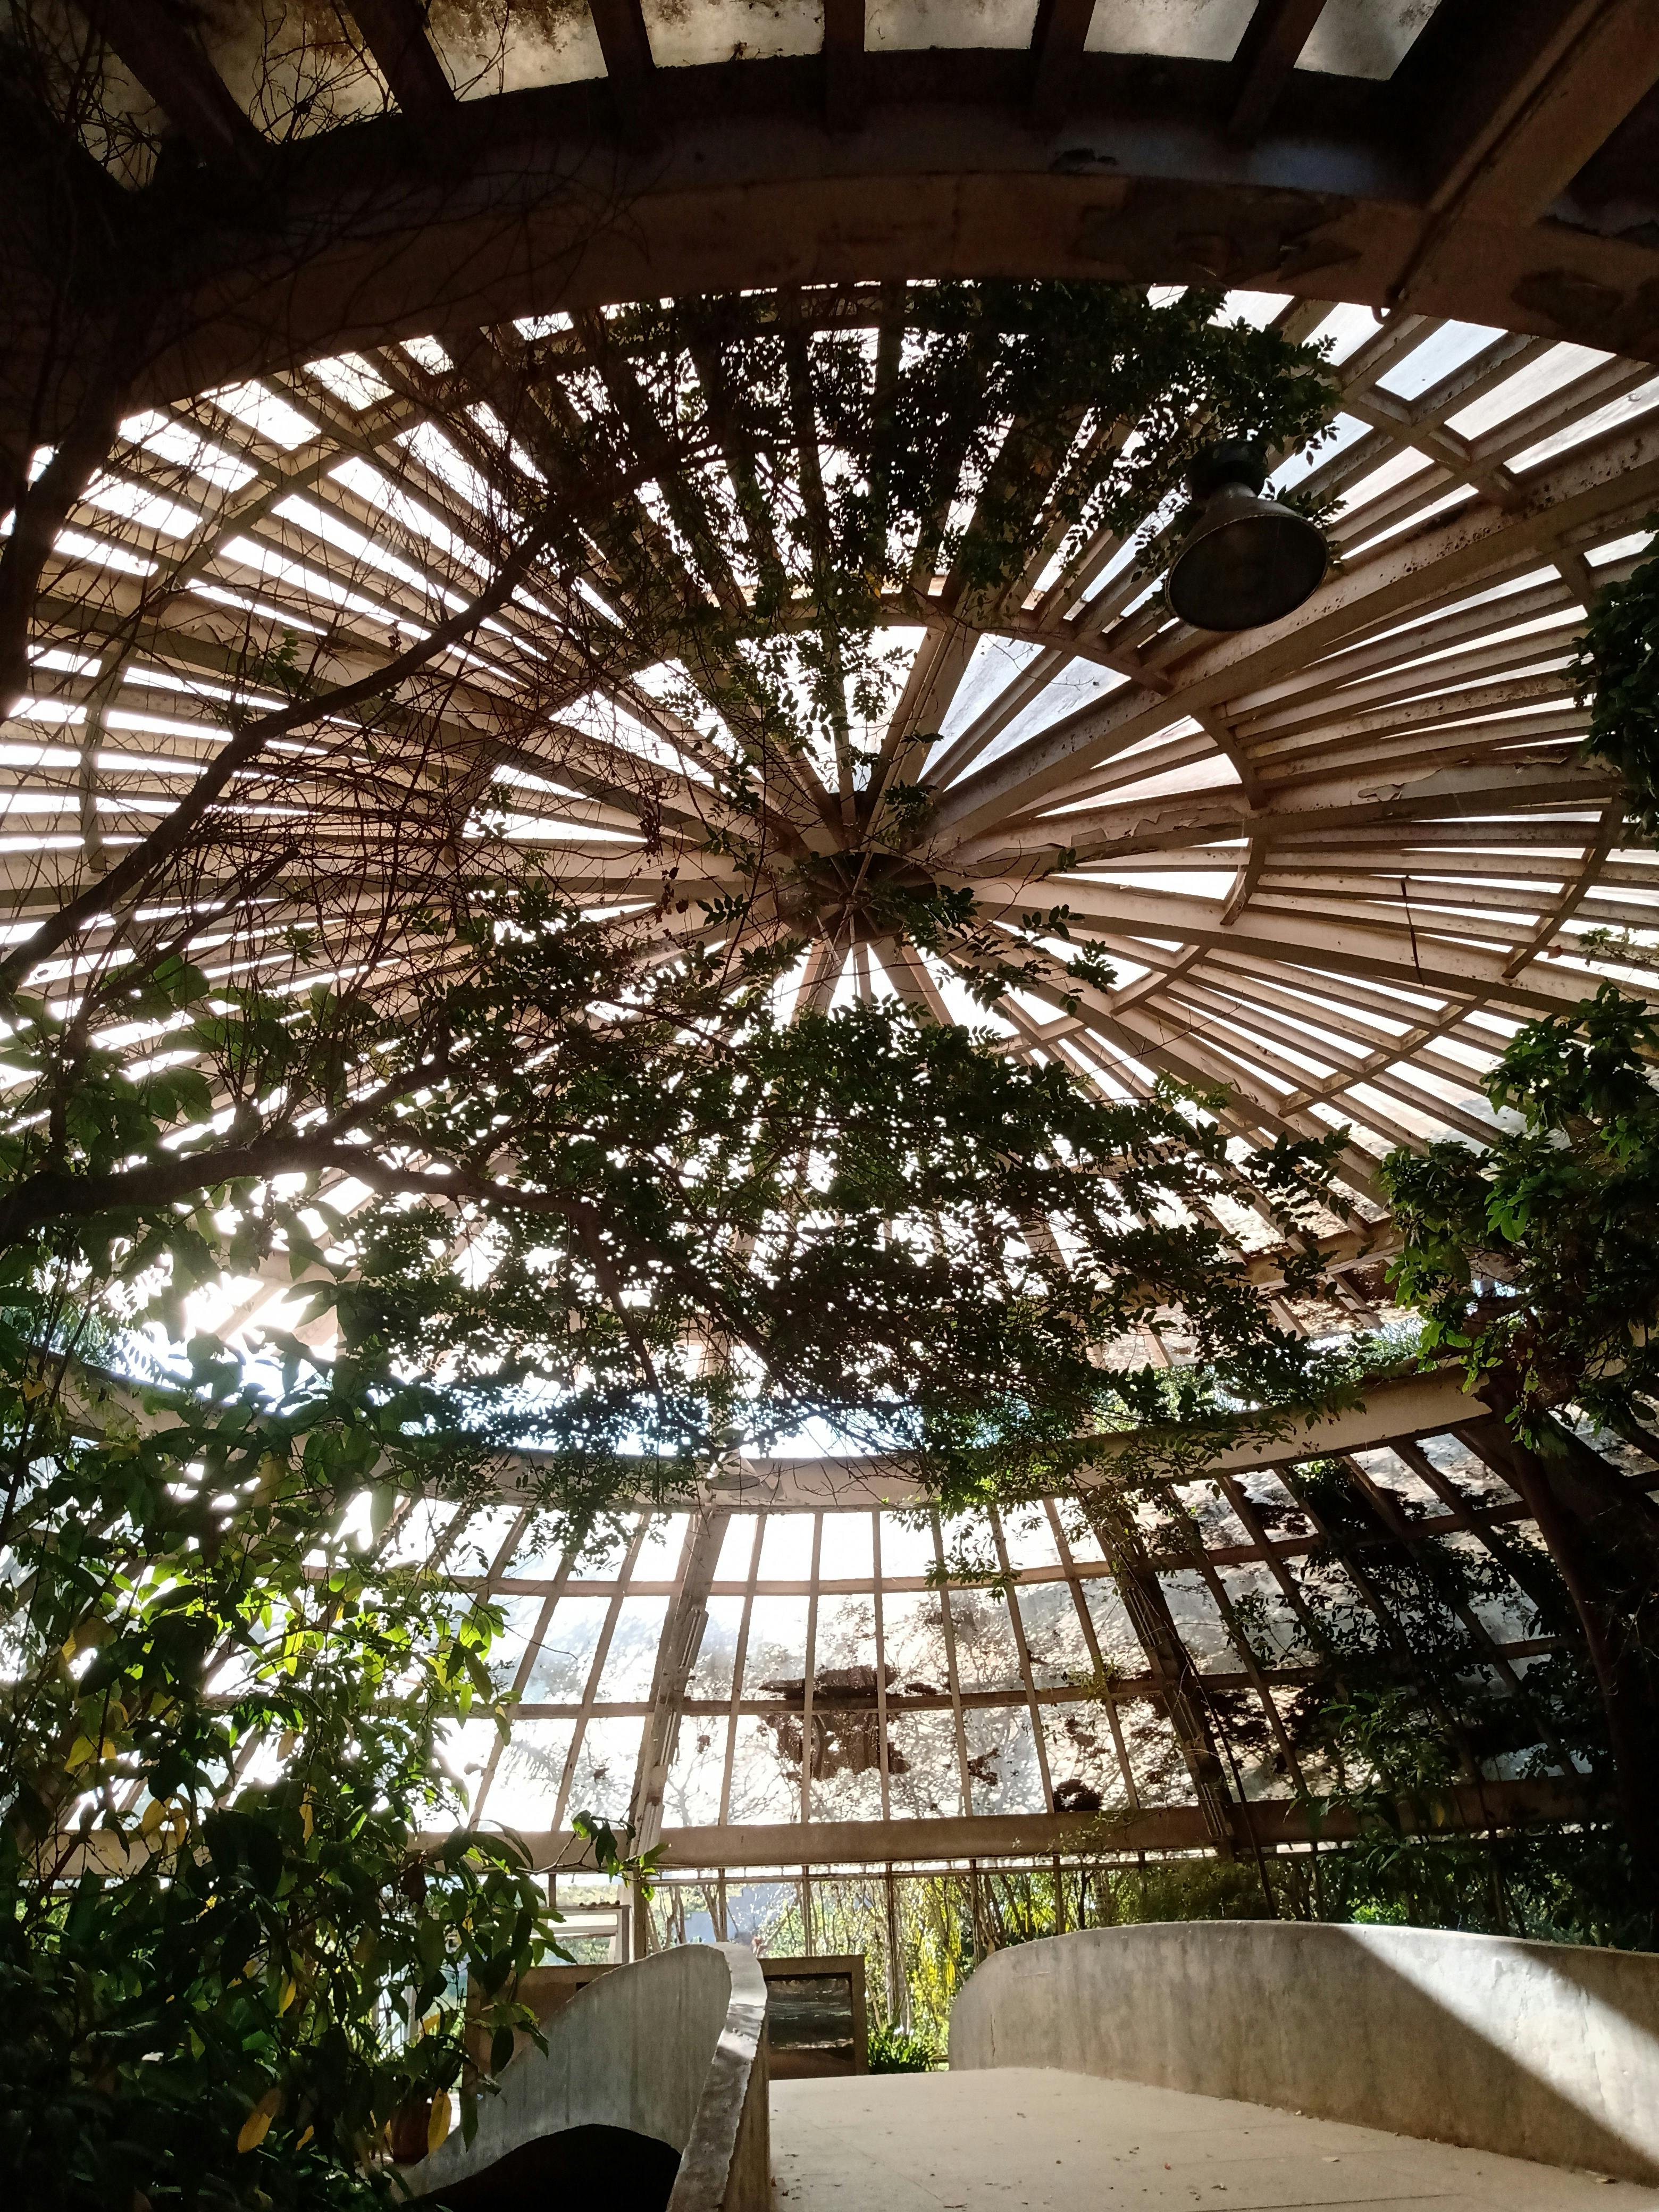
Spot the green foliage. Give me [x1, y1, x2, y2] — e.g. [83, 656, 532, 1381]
[0, 1333, 560, 2209]
[571, 1808, 662, 1896]
[1380, 983, 1659, 1436]
[867, 2022, 941, 2072]
[618, 282, 1336, 891]
[0, 896, 1349, 1488]
[1574, 525, 1659, 834]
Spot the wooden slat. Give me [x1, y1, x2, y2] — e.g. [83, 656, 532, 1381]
[823, 0, 867, 131]
[1028, 0, 1094, 128]
[1228, 0, 1329, 141]
[348, 0, 457, 137]
[587, 0, 657, 140]
[1427, 0, 1659, 222]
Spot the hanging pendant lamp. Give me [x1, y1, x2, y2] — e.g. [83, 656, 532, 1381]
[1166, 440, 1329, 633]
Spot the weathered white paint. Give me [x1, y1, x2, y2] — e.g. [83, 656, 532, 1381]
[948, 1922, 1659, 2182]
[399, 1941, 769, 2210]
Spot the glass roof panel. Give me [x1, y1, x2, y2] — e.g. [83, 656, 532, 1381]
[430, 0, 608, 93]
[642, 0, 824, 67]
[868, 0, 1040, 52]
[1084, 0, 1254, 62]
[1296, 0, 1443, 79]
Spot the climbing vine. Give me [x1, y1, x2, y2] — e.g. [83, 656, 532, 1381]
[1574, 524, 1659, 832]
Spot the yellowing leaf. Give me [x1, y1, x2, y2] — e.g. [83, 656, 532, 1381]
[426, 2092, 452, 2154]
[141, 1799, 165, 1837]
[237, 2087, 282, 2153]
[278, 1978, 297, 2015]
[300, 1792, 314, 1841]
[295, 2126, 313, 2151]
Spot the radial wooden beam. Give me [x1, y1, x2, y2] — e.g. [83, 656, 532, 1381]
[77, 0, 268, 180]
[1426, 0, 1659, 223]
[1028, 0, 1094, 128]
[586, 0, 657, 141]
[823, 0, 867, 132]
[347, 0, 457, 138]
[1228, 0, 1330, 141]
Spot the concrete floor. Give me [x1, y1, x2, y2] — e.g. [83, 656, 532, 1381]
[769, 2068, 1659, 2212]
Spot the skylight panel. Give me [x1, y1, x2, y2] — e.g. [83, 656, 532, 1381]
[81, 474, 204, 541]
[1588, 531, 1655, 568]
[556, 689, 711, 783]
[1217, 290, 1293, 330]
[1085, 0, 1252, 60]
[573, 576, 624, 625]
[187, 581, 325, 633]
[0, 793, 76, 816]
[514, 311, 572, 340]
[53, 530, 157, 577]
[1333, 445, 1437, 515]
[28, 646, 101, 676]
[1301, 303, 1381, 367]
[1298, 0, 1442, 77]
[935, 634, 1045, 748]
[0, 742, 79, 768]
[118, 410, 258, 491]
[204, 381, 320, 452]
[966, 660, 1132, 781]
[466, 403, 546, 483]
[868, 0, 1037, 49]
[105, 708, 231, 743]
[1443, 341, 1612, 441]
[304, 353, 393, 410]
[214, 536, 408, 627]
[122, 666, 288, 711]
[396, 422, 508, 519]
[1376, 321, 1506, 403]
[1507, 375, 1659, 475]
[328, 457, 490, 577]
[272, 492, 463, 608]
[402, 335, 454, 375]
[641, 0, 820, 68]
[95, 750, 215, 777]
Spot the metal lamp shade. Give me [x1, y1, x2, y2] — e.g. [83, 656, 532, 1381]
[1167, 480, 1329, 632]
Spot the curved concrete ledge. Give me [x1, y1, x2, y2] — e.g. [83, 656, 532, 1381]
[400, 1942, 768, 2211]
[948, 1922, 1659, 2183]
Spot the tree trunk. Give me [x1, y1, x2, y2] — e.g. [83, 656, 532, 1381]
[0, 308, 150, 717]
[1077, 1480, 1241, 1857]
[1467, 1382, 1659, 1884]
